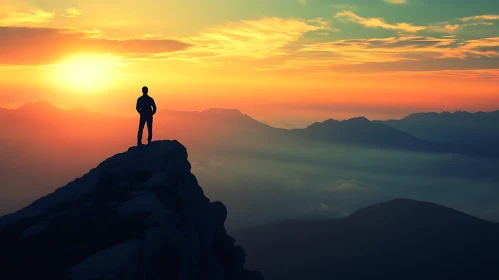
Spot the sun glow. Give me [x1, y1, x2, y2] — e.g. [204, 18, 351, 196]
[53, 54, 122, 93]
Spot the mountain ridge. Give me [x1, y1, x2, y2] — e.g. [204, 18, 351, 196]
[400, 110, 499, 120]
[291, 115, 442, 152]
[4, 101, 499, 125]
[233, 198, 499, 234]
[233, 198, 499, 280]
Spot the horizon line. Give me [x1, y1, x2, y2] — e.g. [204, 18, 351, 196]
[2, 100, 499, 128]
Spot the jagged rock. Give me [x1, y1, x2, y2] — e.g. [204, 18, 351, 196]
[0, 140, 263, 280]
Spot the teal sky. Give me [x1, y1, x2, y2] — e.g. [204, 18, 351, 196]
[17, 0, 499, 37]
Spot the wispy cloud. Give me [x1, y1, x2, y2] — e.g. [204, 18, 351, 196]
[387, 69, 499, 80]
[460, 15, 499, 22]
[61, 8, 82, 18]
[334, 11, 498, 34]
[261, 35, 499, 71]
[0, 9, 54, 25]
[382, 0, 408, 4]
[334, 11, 425, 33]
[159, 17, 330, 63]
[447, 37, 499, 59]
[426, 15, 498, 34]
[142, 33, 164, 39]
[298, 0, 308, 5]
[426, 14, 499, 33]
[0, 27, 190, 64]
[81, 28, 105, 39]
[311, 35, 498, 60]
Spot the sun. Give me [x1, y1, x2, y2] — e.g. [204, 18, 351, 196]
[53, 54, 122, 93]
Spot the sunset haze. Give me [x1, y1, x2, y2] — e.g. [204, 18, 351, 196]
[1, 0, 498, 127]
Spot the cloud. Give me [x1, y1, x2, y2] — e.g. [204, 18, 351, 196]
[334, 11, 425, 33]
[258, 34, 499, 71]
[313, 35, 499, 61]
[299, 0, 308, 5]
[442, 24, 460, 32]
[81, 28, 105, 39]
[0, 9, 54, 25]
[190, 17, 329, 58]
[298, 35, 456, 64]
[383, 0, 408, 4]
[386, 69, 499, 80]
[460, 15, 499, 22]
[61, 8, 82, 18]
[158, 17, 330, 63]
[441, 37, 499, 59]
[425, 14, 499, 33]
[333, 11, 498, 34]
[0, 27, 190, 65]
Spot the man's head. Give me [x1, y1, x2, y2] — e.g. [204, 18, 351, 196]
[142, 86, 149, 95]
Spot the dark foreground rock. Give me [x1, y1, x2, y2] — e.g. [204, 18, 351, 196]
[0, 140, 263, 280]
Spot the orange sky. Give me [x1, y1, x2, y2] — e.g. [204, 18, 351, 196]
[0, 0, 498, 127]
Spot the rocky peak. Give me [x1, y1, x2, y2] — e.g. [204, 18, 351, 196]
[0, 140, 263, 280]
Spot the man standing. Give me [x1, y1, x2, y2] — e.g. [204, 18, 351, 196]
[136, 86, 157, 146]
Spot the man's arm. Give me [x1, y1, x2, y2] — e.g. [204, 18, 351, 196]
[151, 98, 157, 115]
[136, 98, 141, 115]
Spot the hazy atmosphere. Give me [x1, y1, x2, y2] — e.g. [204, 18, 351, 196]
[1, 105, 498, 231]
[1, 0, 499, 127]
[1, 1, 499, 279]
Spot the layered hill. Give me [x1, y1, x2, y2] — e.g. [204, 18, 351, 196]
[383, 111, 499, 158]
[384, 110, 499, 143]
[234, 198, 499, 280]
[291, 117, 442, 152]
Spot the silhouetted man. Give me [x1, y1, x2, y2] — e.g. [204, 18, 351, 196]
[136, 86, 157, 146]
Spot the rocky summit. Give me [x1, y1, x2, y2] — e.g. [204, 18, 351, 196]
[0, 140, 263, 280]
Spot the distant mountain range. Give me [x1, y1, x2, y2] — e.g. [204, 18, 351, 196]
[2, 102, 498, 155]
[1, 102, 499, 214]
[233, 198, 499, 280]
[382, 110, 499, 158]
[383, 110, 499, 144]
[291, 117, 442, 153]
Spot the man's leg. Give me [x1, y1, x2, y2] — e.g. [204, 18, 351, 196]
[147, 116, 153, 144]
[137, 116, 146, 145]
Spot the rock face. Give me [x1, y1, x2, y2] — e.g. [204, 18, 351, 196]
[0, 140, 263, 280]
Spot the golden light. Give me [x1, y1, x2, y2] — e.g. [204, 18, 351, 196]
[53, 54, 122, 93]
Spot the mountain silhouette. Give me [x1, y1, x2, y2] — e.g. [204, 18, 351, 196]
[233, 198, 499, 280]
[384, 110, 499, 143]
[383, 110, 499, 158]
[156, 108, 276, 137]
[17, 101, 63, 114]
[291, 117, 442, 152]
[3, 102, 495, 156]
[0, 141, 263, 280]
